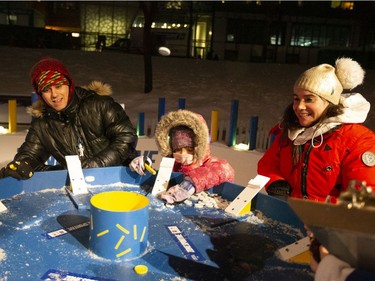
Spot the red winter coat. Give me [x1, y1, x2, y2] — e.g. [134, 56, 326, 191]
[258, 124, 375, 202]
[173, 154, 234, 193]
[155, 110, 235, 193]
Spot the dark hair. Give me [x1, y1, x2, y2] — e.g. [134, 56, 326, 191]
[280, 102, 344, 166]
[280, 102, 344, 140]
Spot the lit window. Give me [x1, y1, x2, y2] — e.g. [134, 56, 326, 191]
[341, 2, 354, 10]
[227, 34, 235, 42]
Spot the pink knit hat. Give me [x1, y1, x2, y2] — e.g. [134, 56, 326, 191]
[170, 126, 195, 151]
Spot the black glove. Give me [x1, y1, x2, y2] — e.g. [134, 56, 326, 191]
[0, 167, 6, 179]
[266, 180, 292, 201]
[309, 238, 322, 263]
[2, 160, 34, 180]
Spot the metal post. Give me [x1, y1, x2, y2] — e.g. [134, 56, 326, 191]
[8, 99, 17, 133]
[210, 110, 219, 142]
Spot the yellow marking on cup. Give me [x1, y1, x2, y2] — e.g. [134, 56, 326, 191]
[115, 235, 125, 250]
[116, 248, 131, 258]
[116, 224, 130, 234]
[140, 226, 147, 242]
[144, 163, 156, 175]
[133, 225, 137, 240]
[97, 229, 109, 237]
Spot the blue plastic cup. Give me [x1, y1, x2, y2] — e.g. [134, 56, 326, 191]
[89, 191, 149, 260]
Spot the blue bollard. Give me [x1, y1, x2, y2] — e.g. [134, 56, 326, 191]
[249, 116, 258, 150]
[31, 92, 39, 104]
[158, 98, 166, 121]
[228, 100, 239, 147]
[137, 112, 145, 136]
[178, 98, 185, 109]
[268, 133, 276, 148]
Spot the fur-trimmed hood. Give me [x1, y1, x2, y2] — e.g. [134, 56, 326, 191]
[27, 80, 112, 117]
[155, 109, 210, 163]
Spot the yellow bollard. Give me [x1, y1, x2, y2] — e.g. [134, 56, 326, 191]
[210, 110, 219, 142]
[8, 99, 17, 133]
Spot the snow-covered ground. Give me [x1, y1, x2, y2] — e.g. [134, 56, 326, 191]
[1, 46, 374, 132]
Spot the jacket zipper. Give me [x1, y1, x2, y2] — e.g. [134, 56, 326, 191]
[301, 144, 313, 199]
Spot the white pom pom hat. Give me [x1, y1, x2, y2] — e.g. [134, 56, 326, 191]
[294, 57, 365, 105]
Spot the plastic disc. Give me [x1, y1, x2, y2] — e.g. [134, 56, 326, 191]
[134, 264, 148, 275]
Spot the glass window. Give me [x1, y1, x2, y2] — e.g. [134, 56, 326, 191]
[270, 22, 286, 46]
[227, 19, 266, 44]
[291, 23, 350, 47]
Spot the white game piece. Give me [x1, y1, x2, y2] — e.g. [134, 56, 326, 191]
[184, 200, 193, 206]
[225, 175, 270, 216]
[152, 157, 175, 195]
[276, 236, 311, 261]
[195, 203, 204, 209]
[190, 195, 199, 201]
[65, 155, 88, 195]
[204, 202, 214, 208]
[0, 201, 7, 213]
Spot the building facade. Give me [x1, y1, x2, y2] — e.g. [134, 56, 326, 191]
[0, 1, 374, 67]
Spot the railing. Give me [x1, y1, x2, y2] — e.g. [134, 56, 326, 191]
[136, 98, 273, 152]
[0, 95, 274, 151]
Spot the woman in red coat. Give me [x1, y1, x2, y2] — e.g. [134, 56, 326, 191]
[131, 109, 235, 204]
[257, 58, 375, 203]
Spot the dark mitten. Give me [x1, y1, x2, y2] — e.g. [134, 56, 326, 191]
[0, 167, 6, 179]
[266, 180, 292, 201]
[3, 160, 34, 180]
[309, 238, 322, 263]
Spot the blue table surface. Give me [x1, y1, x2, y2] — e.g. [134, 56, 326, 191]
[0, 166, 313, 281]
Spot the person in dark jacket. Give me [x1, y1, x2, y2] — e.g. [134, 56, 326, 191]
[257, 57, 375, 202]
[0, 57, 138, 180]
[130, 109, 235, 204]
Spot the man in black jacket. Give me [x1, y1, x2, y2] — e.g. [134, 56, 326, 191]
[0, 57, 138, 180]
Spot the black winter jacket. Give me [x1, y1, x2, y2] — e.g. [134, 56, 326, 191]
[15, 81, 138, 171]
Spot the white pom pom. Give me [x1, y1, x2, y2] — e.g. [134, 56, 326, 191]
[335, 57, 365, 90]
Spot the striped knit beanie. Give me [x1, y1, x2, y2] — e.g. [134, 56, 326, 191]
[30, 57, 74, 100]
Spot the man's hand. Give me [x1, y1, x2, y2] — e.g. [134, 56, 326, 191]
[1, 160, 34, 180]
